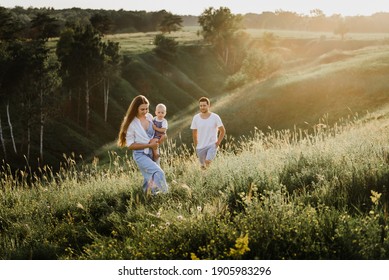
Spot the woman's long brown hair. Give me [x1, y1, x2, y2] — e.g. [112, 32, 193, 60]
[117, 95, 149, 147]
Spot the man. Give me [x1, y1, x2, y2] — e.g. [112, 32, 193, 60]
[190, 97, 226, 169]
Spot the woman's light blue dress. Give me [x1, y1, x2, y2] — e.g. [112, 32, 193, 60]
[132, 121, 168, 194]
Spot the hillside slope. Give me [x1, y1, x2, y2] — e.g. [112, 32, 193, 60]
[1, 101, 388, 260]
[168, 45, 389, 145]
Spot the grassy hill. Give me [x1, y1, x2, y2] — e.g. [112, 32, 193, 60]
[222, 45, 389, 132]
[1, 102, 388, 259]
[164, 31, 389, 140]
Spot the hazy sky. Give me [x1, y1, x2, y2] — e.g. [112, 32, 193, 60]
[1, 0, 387, 16]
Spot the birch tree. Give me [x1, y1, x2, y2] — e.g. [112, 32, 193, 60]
[57, 24, 118, 132]
[0, 42, 8, 159]
[57, 24, 105, 135]
[102, 41, 120, 122]
[0, 115, 6, 159]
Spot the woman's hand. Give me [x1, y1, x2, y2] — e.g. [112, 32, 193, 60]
[129, 142, 157, 151]
[148, 141, 159, 149]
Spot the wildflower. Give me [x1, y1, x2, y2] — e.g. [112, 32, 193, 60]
[228, 233, 250, 258]
[370, 190, 381, 205]
[197, 206, 202, 212]
[177, 215, 183, 221]
[92, 156, 99, 168]
[316, 174, 325, 182]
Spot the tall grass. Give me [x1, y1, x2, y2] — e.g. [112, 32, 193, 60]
[1, 108, 388, 259]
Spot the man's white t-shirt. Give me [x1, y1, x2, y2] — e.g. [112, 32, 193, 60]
[190, 113, 223, 149]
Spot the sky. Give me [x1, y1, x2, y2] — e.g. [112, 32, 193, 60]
[1, 0, 387, 16]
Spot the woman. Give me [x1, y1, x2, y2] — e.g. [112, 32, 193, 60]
[118, 95, 168, 194]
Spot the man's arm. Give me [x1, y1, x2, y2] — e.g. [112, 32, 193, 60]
[216, 126, 226, 146]
[192, 129, 198, 148]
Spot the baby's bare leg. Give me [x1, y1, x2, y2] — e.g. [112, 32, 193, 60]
[158, 134, 166, 145]
[150, 138, 160, 160]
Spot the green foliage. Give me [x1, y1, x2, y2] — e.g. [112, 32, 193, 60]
[224, 72, 248, 90]
[1, 107, 388, 259]
[90, 13, 112, 35]
[198, 7, 243, 67]
[153, 34, 178, 61]
[159, 13, 183, 34]
[198, 7, 242, 44]
[224, 50, 282, 90]
[30, 12, 61, 40]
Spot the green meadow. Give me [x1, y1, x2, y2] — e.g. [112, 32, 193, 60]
[1, 105, 388, 260]
[1, 28, 389, 259]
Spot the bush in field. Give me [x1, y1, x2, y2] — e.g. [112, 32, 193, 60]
[224, 72, 249, 90]
[153, 34, 178, 61]
[225, 50, 282, 90]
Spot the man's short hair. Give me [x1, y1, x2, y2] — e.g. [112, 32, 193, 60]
[199, 97, 210, 105]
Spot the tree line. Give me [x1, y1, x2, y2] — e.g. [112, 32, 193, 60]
[3, 6, 389, 36]
[0, 9, 117, 167]
[1, 6, 182, 36]
[243, 10, 389, 33]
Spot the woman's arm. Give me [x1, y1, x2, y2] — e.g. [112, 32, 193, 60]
[128, 142, 158, 150]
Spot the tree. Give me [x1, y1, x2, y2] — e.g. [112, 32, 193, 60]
[0, 42, 9, 159]
[334, 18, 349, 40]
[262, 32, 278, 50]
[90, 13, 112, 35]
[198, 7, 243, 67]
[153, 34, 178, 61]
[309, 9, 327, 31]
[57, 24, 110, 134]
[274, 10, 300, 29]
[310, 9, 325, 18]
[102, 41, 120, 122]
[159, 13, 183, 34]
[0, 40, 28, 157]
[240, 50, 266, 79]
[30, 12, 60, 39]
[21, 40, 48, 161]
[31, 45, 61, 162]
[4, 40, 59, 162]
[0, 7, 24, 40]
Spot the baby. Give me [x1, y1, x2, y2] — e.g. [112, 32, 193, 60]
[150, 103, 168, 161]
